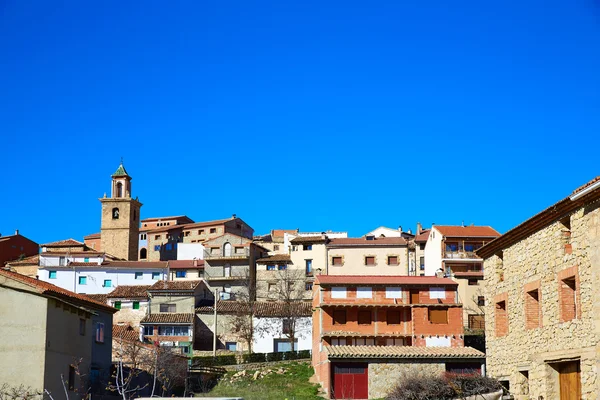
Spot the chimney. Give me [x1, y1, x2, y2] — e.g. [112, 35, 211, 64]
[15, 229, 19, 236]
[232, 214, 237, 219]
[193, 259, 198, 267]
[407, 229, 412, 234]
[417, 222, 422, 235]
[398, 226, 402, 232]
[461, 221, 465, 227]
[435, 270, 444, 278]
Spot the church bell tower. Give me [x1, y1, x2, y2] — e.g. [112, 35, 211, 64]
[100, 163, 142, 261]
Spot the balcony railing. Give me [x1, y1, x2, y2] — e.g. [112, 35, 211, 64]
[204, 247, 250, 260]
[442, 250, 481, 260]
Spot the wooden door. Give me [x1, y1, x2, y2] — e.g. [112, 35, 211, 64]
[410, 290, 420, 304]
[558, 361, 581, 400]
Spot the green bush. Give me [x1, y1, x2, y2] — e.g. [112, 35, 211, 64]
[297, 350, 311, 359]
[266, 352, 284, 362]
[192, 354, 237, 367]
[242, 353, 266, 363]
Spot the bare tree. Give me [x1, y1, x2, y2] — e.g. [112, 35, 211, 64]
[228, 270, 260, 353]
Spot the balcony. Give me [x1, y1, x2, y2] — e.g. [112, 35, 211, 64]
[204, 247, 250, 260]
[442, 250, 481, 260]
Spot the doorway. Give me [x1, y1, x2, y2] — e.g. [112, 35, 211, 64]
[556, 361, 581, 400]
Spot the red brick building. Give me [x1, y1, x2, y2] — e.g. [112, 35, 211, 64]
[0, 230, 38, 267]
[312, 275, 485, 399]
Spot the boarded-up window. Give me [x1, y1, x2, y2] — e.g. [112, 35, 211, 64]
[333, 310, 347, 325]
[560, 277, 577, 322]
[388, 256, 399, 265]
[332, 256, 343, 266]
[495, 300, 508, 337]
[387, 310, 401, 325]
[525, 289, 541, 329]
[428, 308, 448, 324]
[365, 256, 375, 266]
[358, 311, 371, 325]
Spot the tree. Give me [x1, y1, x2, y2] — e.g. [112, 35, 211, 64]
[269, 268, 311, 351]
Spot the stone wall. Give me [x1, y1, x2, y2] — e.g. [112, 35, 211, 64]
[483, 201, 600, 399]
[368, 360, 445, 399]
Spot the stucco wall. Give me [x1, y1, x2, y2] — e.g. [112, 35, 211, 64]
[326, 246, 409, 276]
[424, 228, 443, 276]
[484, 202, 600, 399]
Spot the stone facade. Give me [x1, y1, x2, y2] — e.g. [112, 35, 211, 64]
[482, 192, 600, 399]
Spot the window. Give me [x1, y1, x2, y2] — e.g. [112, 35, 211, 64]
[525, 288, 541, 329]
[155, 235, 161, 240]
[165, 243, 172, 251]
[387, 256, 399, 265]
[358, 310, 372, 325]
[278, 265, 287, 270]
[112, 207, 119, 219]
[304, 244, 312, 251]
[103, 280, 112, 288]
[139, 248, 147, 259]
[176, 270, 187, 278]
[305, 259, 312, 275]
[428, 308, 448, 324]
[95, 322, 105, 343]
[160, 303, 176, 312]
[268, 283, 276, 292]
[154, 245, 161, 251]
[429, 287, 446, 299]
[446, 242, 458, 252]
[468, 279, 478, 286]
[185, 231, 190, 237]
[78, 276, 87, 285]
[152, 272, 160, 280]
[387, 310, 401, 325]
[68, 365, 75, 390]
[225, 342, 237, 351]
[59, 257, 66, 266]
[49, 271, 57, 279]
[158, 326, 189, 336]
[224, 265, 231, 277]
[143, 325, 154, 336]
[274, 339, 298, 352]
[385, 287, 402, 299]
[267, 265, 275, 271]
[273, 245, 280, 251]
[419, 256, 425, 270]
[135, 272, 143, 280]
[331, 287, 347, 299]
[495, 300, 508, 337]
[84, 257, 89, 263]
[114, 301, 122, 310]
[331, 256, 343, 266]
[235, 246, 245, 254]
[133, 301, 140, 310]
[333, 310, 347, 325]
[79, 318, 86, 336]
[282, 319, 292, 334]
[356, 287, 372, 299]
[365, 256, 375, 266]
[305, 282, 313, 291]
[560, 276, 577, 322]
[198, 229, 205, 235]
[210, 228, 217, 234]
[477, 296, 485, 307]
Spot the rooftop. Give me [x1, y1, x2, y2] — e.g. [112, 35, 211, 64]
[315, 275, 457, 286]
[255, 254, 292, 263]
[325, 345, 485, 359]
[111, 163, 130, 177]
[290, 235, 327, 244]
[141, 313, 195, 324]
[196, 301, 312, 317]
[414, 230, 430, 243]
[4, 254, 39, 266]
[148, 280, 202, 291]
[41, 239, 85, 247]
[168, 259, 205, 269]
[433, 226, 500, 238]
[107, 285, 151, 299]
[113, 324, 140, 342]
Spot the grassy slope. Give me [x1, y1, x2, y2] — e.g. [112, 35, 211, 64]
[199, 361, 322, 400]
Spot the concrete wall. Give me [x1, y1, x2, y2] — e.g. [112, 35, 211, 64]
[326, 246, 409, 275]
[483, 202, 600, 399]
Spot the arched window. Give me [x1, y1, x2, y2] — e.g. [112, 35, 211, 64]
[223, 242, 232, 257]
[140, 248, 147, 259]
[112, 207, 119, 219]
[116, 182, 123, 198]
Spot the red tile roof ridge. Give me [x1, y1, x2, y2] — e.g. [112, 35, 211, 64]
[0, 269, 116, 313]
[433, 226, 500, 238]
[41, 238, 85, 247]
[325, 345, 485, 359]
[4, 254, 40, 266]
[315, 275, 457, 286]
[83, 232, 101, 239]
[148, 280, 202, 291]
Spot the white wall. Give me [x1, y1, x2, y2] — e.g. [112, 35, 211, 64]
[252, 316, 312, 353]
[424, 227, 443, 276]
[38, 268, 167, 294]
[177, 243, 205, 260]
[365, 227, 403, 237]
[39, 254, 104, 267]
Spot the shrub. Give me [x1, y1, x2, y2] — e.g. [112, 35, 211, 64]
[192, 354, 237, 367]
[297, 350, 311, 359]
[387, 371, 502, 400]
[266, 352, 284, 362]
[242, 352, 266, 363]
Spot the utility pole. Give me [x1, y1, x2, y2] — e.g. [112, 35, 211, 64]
[213, 288, 219, 357]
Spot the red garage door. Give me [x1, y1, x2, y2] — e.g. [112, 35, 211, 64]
[332, 363, 368, 399]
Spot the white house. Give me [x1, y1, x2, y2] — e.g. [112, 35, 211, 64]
[252, 302, 312, 353]
[38, 261, 168, 294]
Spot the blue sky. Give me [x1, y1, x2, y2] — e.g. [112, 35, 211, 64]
[1, 1, 599, 244]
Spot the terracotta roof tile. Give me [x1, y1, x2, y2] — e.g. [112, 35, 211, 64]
[272, 230, 298, 238]
[0, 270, 116, 313]
[167, 260, 205, 269]
[572, 176, 600, 195]
[148, 280, 202, 291]
[433, 226, 500, 238]
[4, 254, 39, 266]
[327, 237, 407, 246]
[113, 324, 140, 341]
[414, 230, 430, 243]
[325, 345, 485, 359]
[290, 236, 327, 244]
[256, 254, 292, 263]
[68, 262, 101, 267]
[41, 239, 85, 247]
[83, 233, 101, 239]
[141, 313, 195, 324]
[141, 215, 194, 223]
[195, 301, 312, 317]
[107, 285, 151, 299]
[315, 275, 457, 286]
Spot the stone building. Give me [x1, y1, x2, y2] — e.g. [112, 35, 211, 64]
[477, 176, 600, 399]
[312, 275, 484, 399]
[99, 163, 142, 261]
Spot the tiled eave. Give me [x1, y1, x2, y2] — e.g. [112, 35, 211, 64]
[318, 303, 462, 308]
[325, 345, 485, 359]
[322, 332, 412, 338]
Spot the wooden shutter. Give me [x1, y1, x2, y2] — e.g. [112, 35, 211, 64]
[428, 308, 448, 324]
